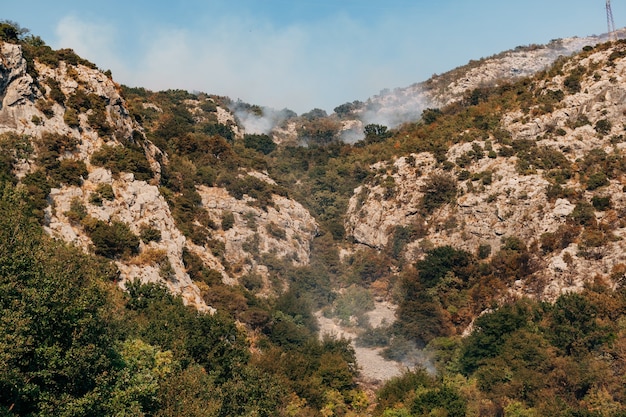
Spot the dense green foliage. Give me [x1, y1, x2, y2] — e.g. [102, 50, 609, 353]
[372, 282, 626, 416]
[0, 180, 362, 416]
[243, 133, 277, 155]
[91, 144, 153, 181]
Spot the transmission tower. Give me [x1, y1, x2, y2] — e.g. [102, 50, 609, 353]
[607, 0, 616, 41]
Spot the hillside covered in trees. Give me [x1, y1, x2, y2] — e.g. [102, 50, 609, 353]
[4, 20, 626, 416]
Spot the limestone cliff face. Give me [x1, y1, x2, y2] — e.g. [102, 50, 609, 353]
[0, 43, 37, 123]
[346, 40, 626, 302]
[0, 41, 319, 310]
[195, 181, 318, 291]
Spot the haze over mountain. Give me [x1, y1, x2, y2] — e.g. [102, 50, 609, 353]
[6, 17, 626, 416]
[4, 0, 623, 113]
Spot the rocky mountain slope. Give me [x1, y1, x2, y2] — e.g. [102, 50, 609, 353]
[346, 38, 626, 304]
[256, 30, 626, 145]
[6, 23, 626, 390]
[9, 17, 626, 414]
[0, 40, 318, 312]
[355, 31, 625, 127]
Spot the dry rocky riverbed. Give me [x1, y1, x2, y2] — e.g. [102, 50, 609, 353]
[316, 301, 406, 385]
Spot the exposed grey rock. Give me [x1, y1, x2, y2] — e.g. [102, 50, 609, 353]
[345, 40, 626, 304]
[0, 40, 323, 311]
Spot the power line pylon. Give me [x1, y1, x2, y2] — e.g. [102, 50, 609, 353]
[607, 0, 617, 41]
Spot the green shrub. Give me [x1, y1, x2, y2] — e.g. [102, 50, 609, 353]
[297, 116, 341, 145]
[96, 183, 115, 201]
[45, 78, 65, 103]
[91, 145, 153, 181]
[515, 144, 570, 176]
[347, 248, 392, 284]
[221, 211, 235, 231]
[581, 228, 607, 248]
[64, 197, 87, 224]
[330, 285, 374, 325]
[52, 159, 87, 186]
[195, 165, 216, 186]
[65, 91, 111, 136]
[86, 94, 110, 129]
[356, 325, 391, 348]
[360, 124, 392, 146]
[421, 108, 443, 124]
[568, 201, 596, 226]
[545, 183, 579, 201]
[82, 216, 140, 259]
[334, 100, 362, 118]
[200, 123, 235, 143]
[65, 89, 92, 113]
[540, 224, 580, 254]
[240, 273, 264, 291]
[591, 195, 611, 211]
[498, 145, 515, 157]
[89, 183, 115, 206]
[381, 175, 397, 199]
[492, 238, 533, 280]
[457, 170, 470, 181]
[411, 386, 467, 417]
[30, 46, 97, 69]
[0, 22, 20, 42]
[265, 222, 286, 240]
[0, 133, 32, 185]
[388, 222, 427, 260]
[139, 224, 162, 243]
[477, 244, 491, 259]
[243, 211, 258, 230]
[243, 134, 276, 155]
[459, 303, 530, 374]
[586, 171, 609, 190]
[63, 108, 80, 128]
[216, 173, 280, 209]
[35, 98, 55, 118]
[419, 173, 457, 215]
[595, 119, 612, 135]
[563, 67, 584, 94]
[182, 247, 223, 285]
[416, 246, 473, 288]
[199, 100, 217, 113]
[32, 132, 86, 186]
[572, 114, 591, 128]
[21, 169, 52, 219]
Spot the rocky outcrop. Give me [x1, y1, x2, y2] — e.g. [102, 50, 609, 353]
[333, 31, 626, 141]
[346, 40, 626, 302]
[0, 43, 39, 130]
[44, 169, 211, 311]
[0, 41, 320, 311]
[196, 177, 318, 293]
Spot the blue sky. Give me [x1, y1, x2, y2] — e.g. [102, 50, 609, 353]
[3, 1, 622, 113]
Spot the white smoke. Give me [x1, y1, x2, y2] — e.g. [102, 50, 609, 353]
[359, 86, 430, 128]
[229, 101, 297, 135]
[335, 85, 431, 143]
[335, 35, 606, 144]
